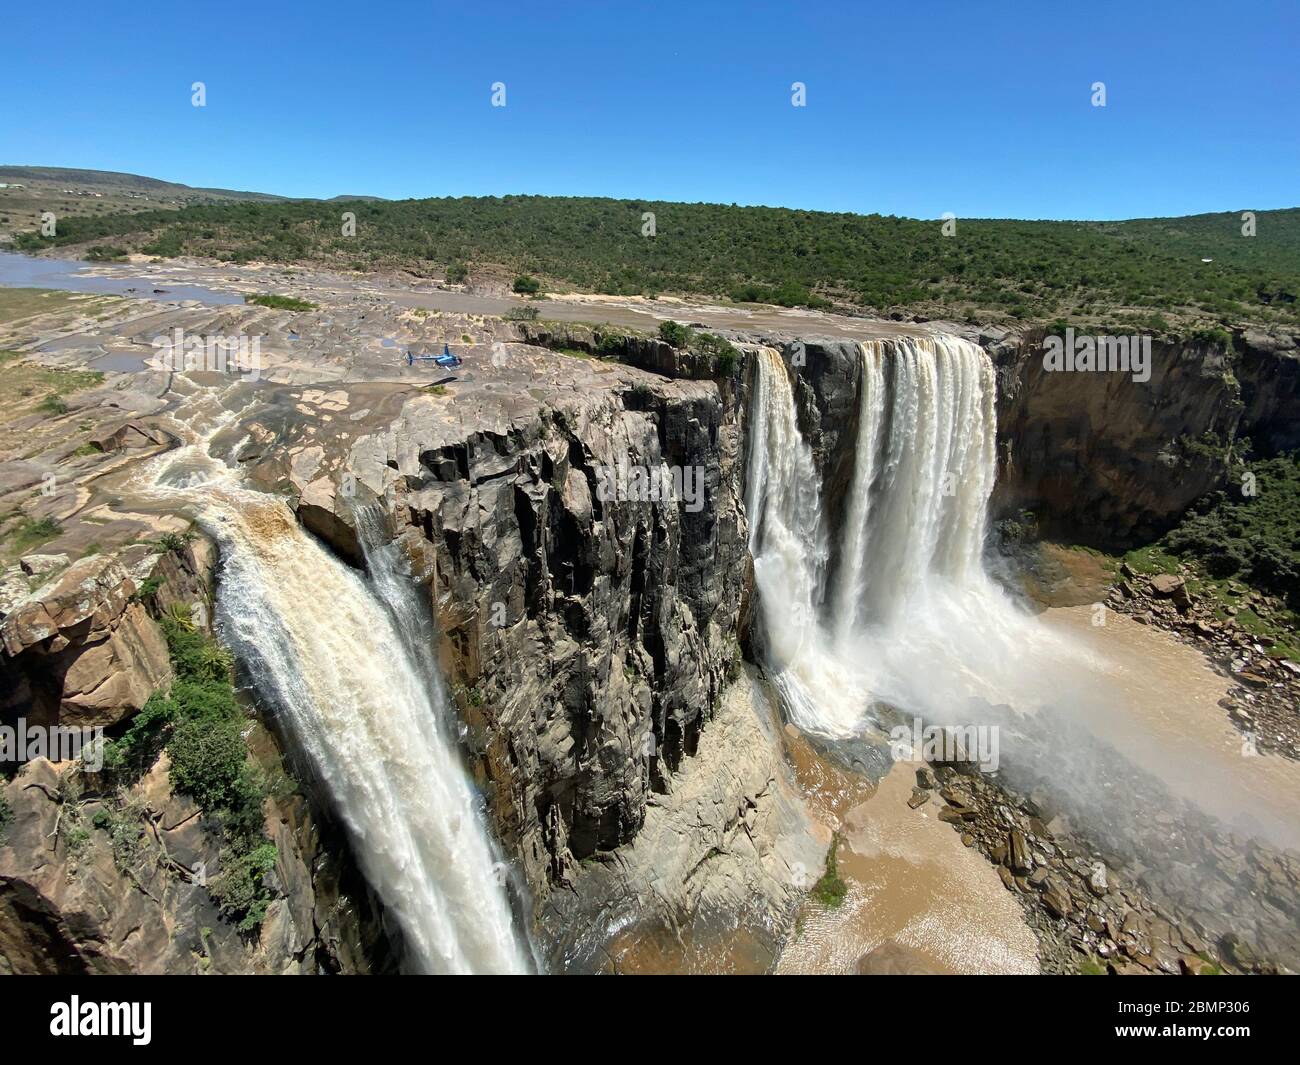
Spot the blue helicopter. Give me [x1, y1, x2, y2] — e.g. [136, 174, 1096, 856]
[405, 342, 463, 369]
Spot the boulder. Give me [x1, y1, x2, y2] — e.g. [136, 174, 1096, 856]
[1042, 876, 1072, 919]
[86, 420, 171, 454]
[19, 554, 68, 577]
[1149, 574, 1185, 598]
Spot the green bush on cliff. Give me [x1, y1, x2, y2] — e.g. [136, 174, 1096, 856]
[0, 791, 12, 841]
[208, 842, 279, 933]
[101, 690, 175, 779]
[658, 320, 693, 348]
[101, 614, 277, 933]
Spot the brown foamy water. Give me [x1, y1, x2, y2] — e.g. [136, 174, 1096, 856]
[775, 758, 1038, 975]
[1044, 605, 1300, 849]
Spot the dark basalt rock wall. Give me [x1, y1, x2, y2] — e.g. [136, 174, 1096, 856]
[410, 382, 748, 889]
[284, 371, 751, 904]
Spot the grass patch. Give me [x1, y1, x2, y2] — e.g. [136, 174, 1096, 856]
[244, 293, 316, 312]
[6, 516, 63, 553]
[0, 354, 104, 449]
[1121, 544, 1182, 577]
[0, 288, 118, 327]
[85, 244, 129, 262]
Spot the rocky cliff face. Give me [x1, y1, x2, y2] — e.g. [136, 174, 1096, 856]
[240, 347, 752, 913]
[988, 328, 1300, 547]
[1237, 330, 1300, 455]
[988, 332, 1241, 546]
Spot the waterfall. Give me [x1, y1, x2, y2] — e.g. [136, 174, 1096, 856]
[831, 341, 885, 636]
[833, 335, 1000, 630]
[745, 347, 867, 735]
[140, 434, 530, 974]
[746, 334, 1045, 738]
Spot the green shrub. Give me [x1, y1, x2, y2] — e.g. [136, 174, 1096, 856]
[102, 690, 176, 782]
[0, 791, 12, 841]
[154, 530, 194, 553]
[90, 803, 145, 871]
[445, 261, 469, 284]
[595, 331, 627, 358]
[511, 275, 541, 295]
[1165, 453, 1300, 609]
[38, 394, 69, 415]
[102, 615, 277, 931]
[658, 320, 694, 348]
[9, 516, 63, 552]
[244, 293, 316, 311]
[208, 842, 279, 932]
[503, 305, 539, 321]
[85, 245, 129, 262]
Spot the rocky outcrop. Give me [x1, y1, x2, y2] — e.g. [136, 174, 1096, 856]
[989, 333, 1241, 546]
[1237, 330, 1300, 454]
[401, 380, 748, 894]
[538, 666, 825, 972]
[513, 320, 715, 379]
[1, 546, 184, 728]
[0, 747, 390, 975]
[1107, 563, 1300, 761]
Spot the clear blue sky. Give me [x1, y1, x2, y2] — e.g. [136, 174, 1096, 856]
[2, 0, 1296, 220]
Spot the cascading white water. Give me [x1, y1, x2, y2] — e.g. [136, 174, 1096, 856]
[745, 347, 866, 734]
[831, 341, 885, 637]
[835, 335, 1000, 630]
[138, 426, 530, 974]
[747, 334, 1079, 738]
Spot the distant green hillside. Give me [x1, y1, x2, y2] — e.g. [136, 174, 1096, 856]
[14, 193, 1299, 328]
